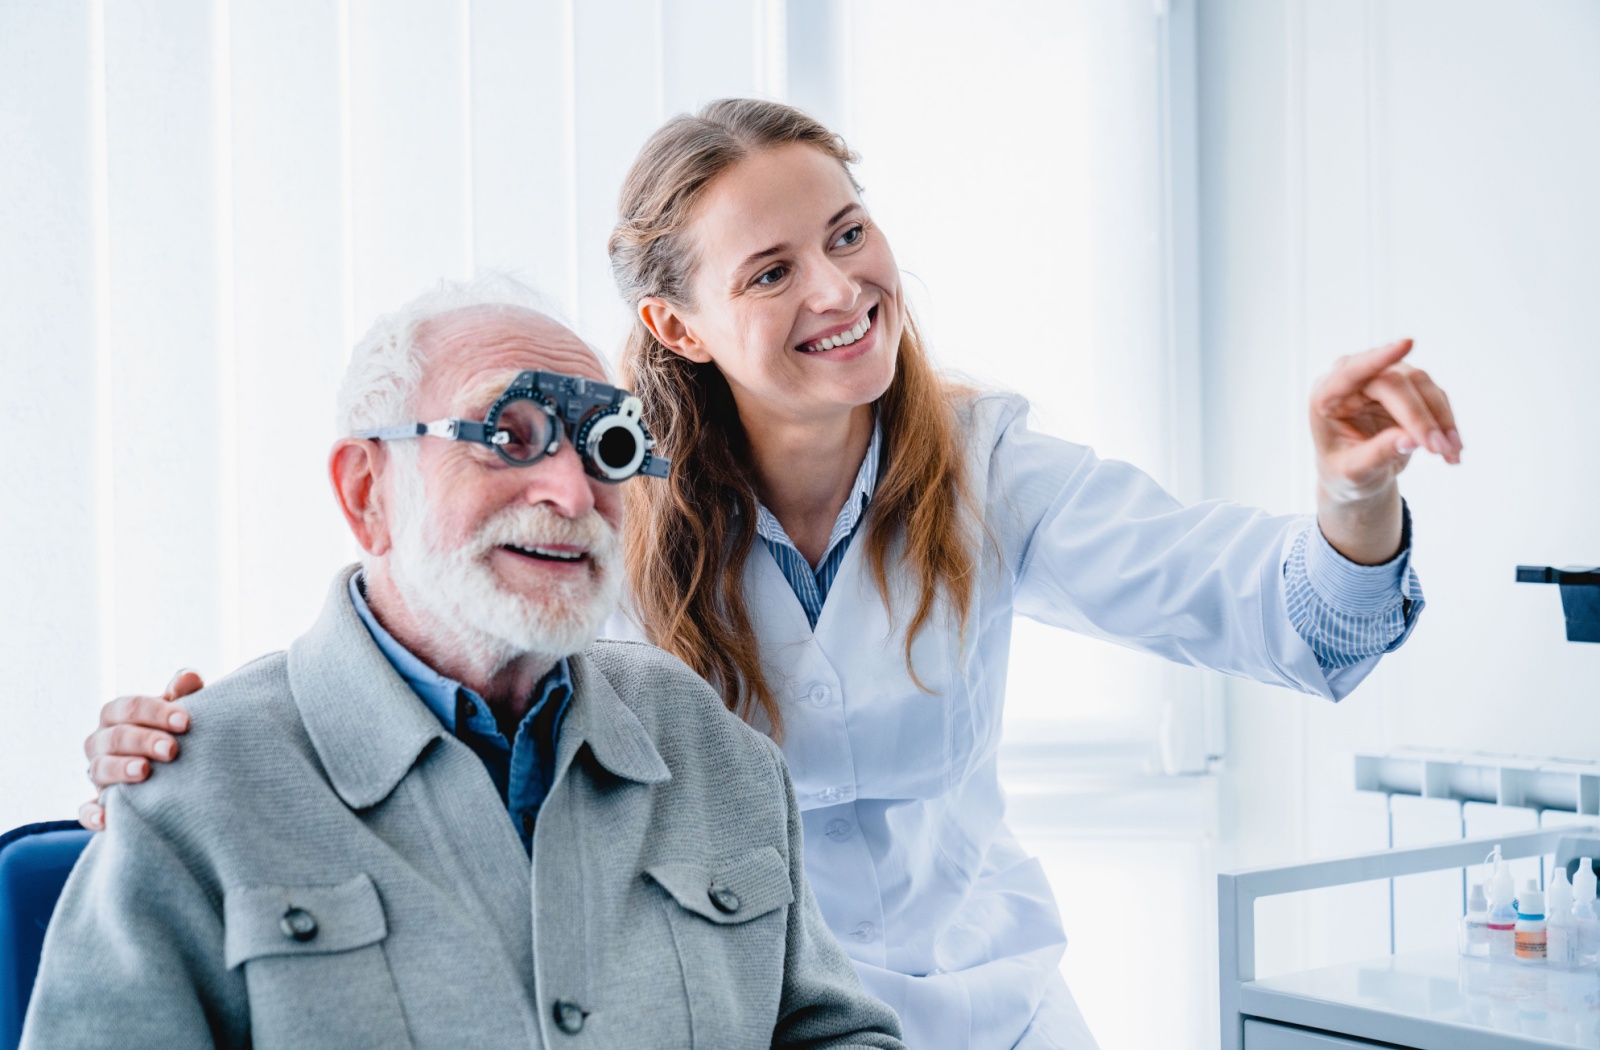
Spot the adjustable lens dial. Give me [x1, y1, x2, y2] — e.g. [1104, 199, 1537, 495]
[574, 395, 655, 481]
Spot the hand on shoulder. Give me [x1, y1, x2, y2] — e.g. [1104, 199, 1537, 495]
[79, 669, 202, 830]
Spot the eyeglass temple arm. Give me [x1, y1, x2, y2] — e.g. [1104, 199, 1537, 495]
[351, 419, 501, 445]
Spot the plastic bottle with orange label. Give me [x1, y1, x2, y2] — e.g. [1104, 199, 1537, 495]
[1514, 879, 1547, 964]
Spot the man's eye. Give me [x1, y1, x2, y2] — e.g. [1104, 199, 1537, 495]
[754, 265, 788, 286]
[834, 224, 864, 248]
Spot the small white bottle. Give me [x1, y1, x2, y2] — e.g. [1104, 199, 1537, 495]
[1515, 879, 1548, 964]
[1573, 859, 1600, 968]
[1487, 848, 1518, 960]
[1460, 882, 1491, 957]
[1548, 869, 1578, 969]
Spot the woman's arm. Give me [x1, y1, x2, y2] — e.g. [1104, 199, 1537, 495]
[79, 669, 202, 829]
[992, 341, 1457, 701]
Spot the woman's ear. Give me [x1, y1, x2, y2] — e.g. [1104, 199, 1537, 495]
[639, 297, 713, 363]
[330, 439, 393, 557]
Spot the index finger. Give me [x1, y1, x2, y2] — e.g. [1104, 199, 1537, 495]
[100, 694, 191, 732]
[1319, 339, 1414, 401]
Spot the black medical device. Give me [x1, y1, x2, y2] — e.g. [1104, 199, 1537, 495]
[354, 369, 670, 482]
[1516, 565, 1600, 643]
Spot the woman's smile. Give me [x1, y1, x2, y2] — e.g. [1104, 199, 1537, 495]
[796, 304, 878, 357]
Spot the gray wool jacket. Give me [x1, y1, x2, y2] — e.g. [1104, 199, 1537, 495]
[22, 566, 905, 1050]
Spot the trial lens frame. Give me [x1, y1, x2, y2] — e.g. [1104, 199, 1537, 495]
[352, 369, 671, 482]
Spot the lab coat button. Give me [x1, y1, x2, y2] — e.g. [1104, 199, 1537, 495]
[850, 922, 879, 943]
[553, 1000, 585, 1034]
[807, 683, 833, 707]
[824, 818, 853, 841]
[279, 907, 317, 942]
[709, 885, 741, 913]
[815, 786, 846, 803]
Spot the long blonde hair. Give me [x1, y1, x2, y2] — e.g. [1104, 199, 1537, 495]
[608, 98, 974, 739]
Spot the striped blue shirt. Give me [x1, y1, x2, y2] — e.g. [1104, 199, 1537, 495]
[754, 421, 1422, 669]
[754, 422, 882, 629]
[1284, 501, 1424, 668]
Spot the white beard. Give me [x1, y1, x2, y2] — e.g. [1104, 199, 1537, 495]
[382, 447, 622, 680]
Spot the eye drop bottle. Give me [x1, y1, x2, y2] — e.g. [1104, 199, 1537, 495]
[1515, 879, 1547, 964]
[1548, 869, 1578, 969]
[1573, 858, 1600, 968]
[1487, 848, 1518, 960]
[1460, 882, 1490, 957]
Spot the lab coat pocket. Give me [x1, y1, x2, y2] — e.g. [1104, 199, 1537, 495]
[223, 873, 414, 1050]
[647, 847, 794, 1046]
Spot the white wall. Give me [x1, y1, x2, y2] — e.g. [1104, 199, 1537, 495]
[1199, 0, 1600, 984]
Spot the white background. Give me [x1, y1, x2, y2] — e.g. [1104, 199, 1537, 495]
[3, 2, 1599, 1048]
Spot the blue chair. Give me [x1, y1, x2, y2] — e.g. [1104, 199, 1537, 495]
[0, 821, 91, 1050]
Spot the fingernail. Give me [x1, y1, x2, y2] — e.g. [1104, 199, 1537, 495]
[1428, 430, 1447, 454]
[1396, 437, 1417, 455]
[169, 711, 188, 730]
[155, 740, 173, 760]
[127, 759, 145, 778]
[1447, 428, 1462, 451]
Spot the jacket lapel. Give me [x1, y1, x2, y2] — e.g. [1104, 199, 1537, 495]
[558, 653, 672, 787]
[287, 566, 447, 811]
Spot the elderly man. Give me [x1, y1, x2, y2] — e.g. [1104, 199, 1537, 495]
[23, 277, 904, 1050]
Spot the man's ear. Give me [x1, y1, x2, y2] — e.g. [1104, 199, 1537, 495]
[330, 439, 393, 557]
[639, 297, 713, 364]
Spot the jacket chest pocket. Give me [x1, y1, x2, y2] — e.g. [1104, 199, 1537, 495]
[645, 847, 795, 1048]
[224, 873, 414, 1050]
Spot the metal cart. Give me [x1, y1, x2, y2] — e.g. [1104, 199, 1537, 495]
[1220, 827, 1600, 1049]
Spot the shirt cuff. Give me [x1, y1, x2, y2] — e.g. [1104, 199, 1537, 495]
[1302, 501, 1414, 615]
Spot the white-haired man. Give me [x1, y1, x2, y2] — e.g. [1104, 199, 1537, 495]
[23, 278, 905, 1050]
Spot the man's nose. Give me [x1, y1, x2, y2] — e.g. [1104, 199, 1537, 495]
[521, 441, 596, 517]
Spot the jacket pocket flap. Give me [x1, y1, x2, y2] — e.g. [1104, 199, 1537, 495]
[224, 873, 388, 969]
[646, 846, 794, 925]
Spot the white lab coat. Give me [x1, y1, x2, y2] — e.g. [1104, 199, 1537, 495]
[611, 391, 1377, 1049]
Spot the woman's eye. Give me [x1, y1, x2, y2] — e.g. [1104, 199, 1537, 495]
[834, 224, 864, 248]
[754, 265, 788, 287]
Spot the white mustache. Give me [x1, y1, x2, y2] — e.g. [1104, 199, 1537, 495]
[461, 503, 618, 563]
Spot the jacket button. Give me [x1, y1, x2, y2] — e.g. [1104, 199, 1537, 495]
[279, 907, 318, 942]
[824, 818, 853, 842]
[807, 683, 833, 707]
[708, 885, 741, 914]
[553, 999, 585, 1034]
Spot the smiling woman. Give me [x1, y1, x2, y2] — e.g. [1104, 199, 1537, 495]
[611, 104, 977, 741]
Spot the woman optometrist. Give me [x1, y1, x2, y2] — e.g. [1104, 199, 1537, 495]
[80, 99, 1460, 1049]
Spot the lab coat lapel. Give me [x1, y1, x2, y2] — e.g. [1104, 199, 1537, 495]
[812, 523, 870, 639]
[747, 538, 820, 644]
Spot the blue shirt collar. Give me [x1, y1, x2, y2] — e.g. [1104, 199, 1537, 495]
[346, 572, 570, 745]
